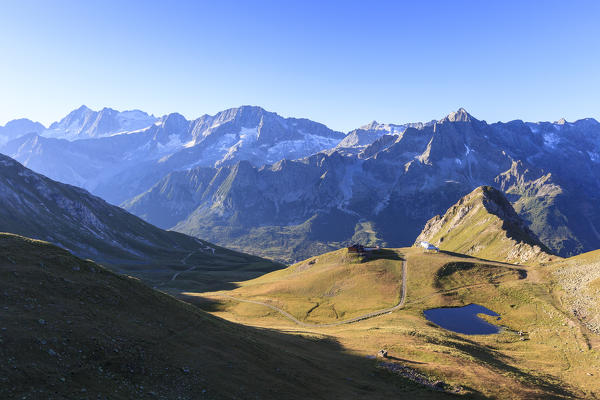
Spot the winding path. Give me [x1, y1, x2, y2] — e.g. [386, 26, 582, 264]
[214, 259, 407, 328]
[169, 251, 199, 281]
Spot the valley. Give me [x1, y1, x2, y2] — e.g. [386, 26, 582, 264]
[186, 247, 600, 399]
[1, 130, 599, 398]
[1, 106, 599, 399]
[0, 233, 455, 399]
[3, 3, 599, 398]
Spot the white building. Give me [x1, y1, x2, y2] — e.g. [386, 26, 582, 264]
[419, 241, 439, 252]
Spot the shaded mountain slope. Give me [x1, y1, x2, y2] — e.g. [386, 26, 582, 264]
[0, 153, 280, 290]
[415, 186, 555, 264]
[0, 233, 449, 399]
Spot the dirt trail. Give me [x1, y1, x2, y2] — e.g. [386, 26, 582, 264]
[214, 259, 407, 328]
[154, 250, 198, 288]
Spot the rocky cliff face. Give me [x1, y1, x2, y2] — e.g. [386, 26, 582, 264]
[415, 186, 555, 264]
[553, 250, 600, 333]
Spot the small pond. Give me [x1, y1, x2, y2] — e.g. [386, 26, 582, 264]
[423, 304, 501, 335]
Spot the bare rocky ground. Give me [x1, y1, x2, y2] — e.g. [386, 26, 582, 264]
[553, 254, 600, 333]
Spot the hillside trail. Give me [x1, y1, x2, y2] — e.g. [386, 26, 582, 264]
[213, 259, 408, 328]
[170, 251, 199, 281]
[154, 249, 200, 288]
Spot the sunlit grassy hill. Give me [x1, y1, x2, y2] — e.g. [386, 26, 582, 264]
[211, 248, 406, 323]
[192, 246, 600, 399]
[415, 186, 556, 265]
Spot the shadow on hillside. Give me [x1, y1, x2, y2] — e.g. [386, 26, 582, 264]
[438, 335, 576, 399]
[182, 295, 492, 399]
[2, 251, 480, 400]
[181, 294, 230, 312]
[439, 250, 478, 260]
[439, 251, 518, 266]
[369, 249, 405, 261]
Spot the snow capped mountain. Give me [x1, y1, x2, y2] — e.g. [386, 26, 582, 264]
[0, 105, 345, 204]
[43, 105, 158, 140]
[0, 118, 45, 146]
[334, 119, 435, 155]
[182, 105, 345, 166]
[0, 106, 158, 144]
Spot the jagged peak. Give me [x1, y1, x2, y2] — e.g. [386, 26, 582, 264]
[442, 107, 476, 123]
[555, 117, 568, 125]
[360, 120, 380, 130]
[73, 105, 92, 114]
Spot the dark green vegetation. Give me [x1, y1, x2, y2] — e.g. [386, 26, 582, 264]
[0, 233, 453, 399]
[0, 154, 283, 291]
[434, 261, 524, 290]
[416, 186, 555, 265]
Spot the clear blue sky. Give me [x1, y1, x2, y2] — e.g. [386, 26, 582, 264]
[1, 0, 599, 131]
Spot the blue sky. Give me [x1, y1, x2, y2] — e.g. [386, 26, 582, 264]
[1, 0, 599, 131]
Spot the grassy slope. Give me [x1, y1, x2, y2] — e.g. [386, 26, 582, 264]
[212, 248, 405, 323]
[0, 233, 453, 400]
[418, 187, 555, 265]
[114, 239, 284, 294]
[0, 154, 283, 291]
[193, 247, 600, 399]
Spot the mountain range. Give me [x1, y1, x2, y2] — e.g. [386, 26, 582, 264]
[2, 106, 599, 263]
[0, 105, 344, 204]
[126, 108, 600, 262]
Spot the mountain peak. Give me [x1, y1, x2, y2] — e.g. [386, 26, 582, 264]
[443, 107, 475, 123]
[75, 105, 92, 113]
[160, 112, 189, 132]
[555, 117, 568, 125]
[415, 185, 555, 264]
[361, 120, 380, 130]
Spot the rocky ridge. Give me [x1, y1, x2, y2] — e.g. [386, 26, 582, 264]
[414, 186, 555, 264]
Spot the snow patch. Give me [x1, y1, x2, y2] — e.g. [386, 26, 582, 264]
[156, 134, 185, 154]
[464, 144, 474, 156]
[544, 132, 560, 148]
